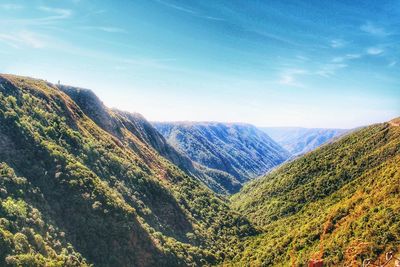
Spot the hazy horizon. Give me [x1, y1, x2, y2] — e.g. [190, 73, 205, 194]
[0, 0, 399, 128]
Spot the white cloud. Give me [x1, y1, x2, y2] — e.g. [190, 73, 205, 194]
[332, 54, 361, 63]
[346, 54, 361, 60]
[278, 69, 307, 87]
[296, 55, 309, 61]
[330, 39, 346, 48]
[156, 0, 195, 14]
[388, 61, 397, 67]
[80, 26, 127, 33]
[38, 6, 72, 20]
[0, 6, 72, 26]
[367, 47, 384, 55]
[361, 22, 389, 37]
[316, 63, 347, 78]
[0, 31, 46, 48]
[155, 0, 223, 21]
[279, 74, 296, 85]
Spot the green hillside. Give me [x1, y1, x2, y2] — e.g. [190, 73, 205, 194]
[0, 74, 256, 266]
[231, 120, 400, 266]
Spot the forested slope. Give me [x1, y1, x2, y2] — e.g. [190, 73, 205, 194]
[0, 74, 256, 266]
[231, 119, 400, 266]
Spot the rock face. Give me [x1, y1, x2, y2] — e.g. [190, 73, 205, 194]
[231, 120, 400, 266]
[261, 127, 348, 156]
[154, 122, 290, 187]
[0, 74, 256, 266]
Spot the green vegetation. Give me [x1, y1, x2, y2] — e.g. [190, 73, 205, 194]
[231, 120, 400, 266]
[1, 74, 398, 266]
[0, 162, 89, 266]
[0, 74, 256, 266]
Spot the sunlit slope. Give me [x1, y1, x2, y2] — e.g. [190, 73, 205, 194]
[231, 120, 400, 266]
[0, 74, 256, 266]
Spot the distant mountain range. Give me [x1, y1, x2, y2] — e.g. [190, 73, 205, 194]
[153, 122, 290, 192]
[261, 127, 348, 156]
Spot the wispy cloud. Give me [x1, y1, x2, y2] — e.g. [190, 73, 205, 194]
[388, 61, 397, 67]
[278, 69, 307, 87]
[38, 6, 72, 20]
[156, 0, 195, 14]
[0, 6, 72, 26]
[332, 54, 361, 63]
[279, 74, 298, 86]
[278, 59, 350, 83]
[315, 53, 362, 77]
[316, 63, 347, 78]
[155, 0, 223, 21]
[0, 31, 46, 48]
[80, 26, 127, 33]
[367, 47, 384, 55]
[248, 29, 303, 47]
[296, 55, 309, 61]
[51, 40, 179, 71]
[361, 22, 389, 37]
[330, 39, 346, 48]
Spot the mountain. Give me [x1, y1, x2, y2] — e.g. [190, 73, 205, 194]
[153, 122, 290, 189]
[0, 74, 257, 266]
[59, 85, 240, 195]
[231, 119, 400, 266]
[261, 127, 348, 156]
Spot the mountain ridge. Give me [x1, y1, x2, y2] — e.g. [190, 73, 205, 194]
[58, 85, 241, 195]
[154, 121, 290, 191]
[261, 127, 348, 156]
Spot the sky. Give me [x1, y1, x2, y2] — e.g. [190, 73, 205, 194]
[0, 0, 399, 128]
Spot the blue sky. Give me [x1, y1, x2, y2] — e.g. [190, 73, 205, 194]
[0, 0, 399, 128]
